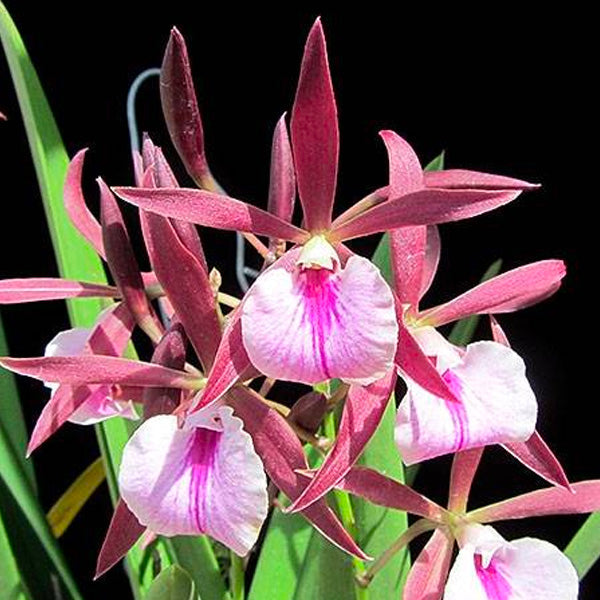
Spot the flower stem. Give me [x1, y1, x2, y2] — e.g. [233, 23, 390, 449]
[357, 519, 437, 587]
[323, 412, 368, 600]
[229, 551, 245, 600]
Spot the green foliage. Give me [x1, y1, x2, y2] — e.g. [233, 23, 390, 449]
[565, 512, 600, 580]
[144, 566, 198, 600]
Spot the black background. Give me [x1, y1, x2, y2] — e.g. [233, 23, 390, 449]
[0, 2, 597, 598]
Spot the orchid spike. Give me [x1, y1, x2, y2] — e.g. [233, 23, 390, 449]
[444, 524, 578, 600]
[114, 19, 537, 387]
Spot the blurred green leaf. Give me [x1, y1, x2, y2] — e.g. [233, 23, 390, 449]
[145, 565, 198, 600]
[448, 259, 503, 346]
[565, 512, 600, 580]
[0, 4, 225, 598]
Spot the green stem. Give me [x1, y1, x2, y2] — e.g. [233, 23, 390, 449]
[358, 519, 437, 587]
[230, 551, 245, 600]
[323, 412, 368, 600]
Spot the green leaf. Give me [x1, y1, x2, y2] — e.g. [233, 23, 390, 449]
[248, 503, 313, 600]
[292, 529, 354, 600]
[424, 150, 445, 172]
[0, 418, 83, 600]
[565, 512, 600, 580]
[145, 565, 198, 600]
[0, 311, 36, 492]
[0, 5, 224, 598]
[165, 537, 229, 600]
[353, 395, 411, 596]
[448, 259, 503, 347]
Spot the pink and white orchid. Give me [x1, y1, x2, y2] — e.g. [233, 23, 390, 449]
[378, 131, 567, 475]
[44, 327, 138, 425]
[395, 326, 537, 464]
[118, 405, 269, 556]
[444, 523, 578, 600]
[114, 19, 537, 390]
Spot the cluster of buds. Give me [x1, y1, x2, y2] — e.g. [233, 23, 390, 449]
[1, 18, 598, 598]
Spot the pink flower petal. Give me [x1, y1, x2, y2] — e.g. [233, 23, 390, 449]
[119, 407, 268, 555]
[424, 169, 539, 190]
[418, 260, 567, 327]
[448, 448, 485, 513]
[286, 370, 397, 512]
[64, 149, 106, 259]
[0, 278, 118, 304]
[404, 529, 454, 600]
[291, 18, 338, 231]
[242, 255, 398, 385]
[114, 187, 309, 244]
[503, 432, 571, 491]
[470, 481, 600, 522]
[391, 227, 428, 309]
[0, 355, 199, 389]
[44, 328, 138, 424]
[330, 189, 521, 242]
[396, 336, 537, 464]
[26, 303, 136, 454]
[380, 130, 423, 194]
[444, 525, 578, 600]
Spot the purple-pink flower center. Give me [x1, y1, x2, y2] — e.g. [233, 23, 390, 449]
[442, 368, 469, 451]
[474, 553, 512, 600]
[298, 268, 342, 379]
[186, 428, 221, 533]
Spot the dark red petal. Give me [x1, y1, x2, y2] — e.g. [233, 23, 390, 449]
[95, 500, 145, 579]
[99, 178, 161, 340]
[140, 211, 220, 371]
[291, 18, 338, 231]
[114, 187, 309, 243]
[64, 149, 106, 258]
[331, 189, 521, 242]
[160, 27, 212, 187]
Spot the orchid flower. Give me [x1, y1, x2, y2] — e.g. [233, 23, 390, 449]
[114, 19, 538, 390]
[44, 326, 138, 424]
[379, 131, 568, 481]
[444, 523, 578, 600]
[315, 448, 597, 599]
[119, 405, 269, 556]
